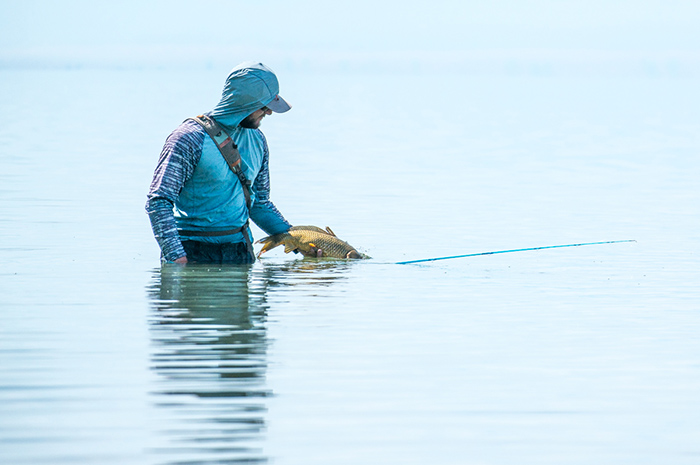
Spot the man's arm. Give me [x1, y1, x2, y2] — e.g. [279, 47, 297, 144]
[249, 131, 292, 235]
[145, 122, 204, 262]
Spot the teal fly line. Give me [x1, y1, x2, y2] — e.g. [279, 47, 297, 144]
[395, 240, 636, 265]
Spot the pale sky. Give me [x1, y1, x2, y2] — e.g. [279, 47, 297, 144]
[1, 0, 699, 73]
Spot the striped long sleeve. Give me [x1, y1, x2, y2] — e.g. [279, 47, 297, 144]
[145, 121, 204, 261]
[250, 131, 292, 236]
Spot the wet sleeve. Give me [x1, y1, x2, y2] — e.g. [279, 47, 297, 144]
[145, 123, 203, 261]
[250, 132, 292, 236]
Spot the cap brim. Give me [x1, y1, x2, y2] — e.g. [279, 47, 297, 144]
[266, 94, 291, 113]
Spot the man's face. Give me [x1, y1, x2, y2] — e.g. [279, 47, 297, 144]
[239, 106, 273, 129]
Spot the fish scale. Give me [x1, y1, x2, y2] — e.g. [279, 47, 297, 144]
[255, 225, 366, 259]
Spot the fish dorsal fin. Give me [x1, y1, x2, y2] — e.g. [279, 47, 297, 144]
[325, 226, 336, 236]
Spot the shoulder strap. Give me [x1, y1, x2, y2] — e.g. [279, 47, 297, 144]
[186, 115, 252, 210]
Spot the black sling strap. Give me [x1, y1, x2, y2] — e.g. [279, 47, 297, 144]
[183, 114, 254, 257]
[187, 114, 253, 210]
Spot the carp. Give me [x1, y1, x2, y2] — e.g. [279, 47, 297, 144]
[255, 225, 367, 259]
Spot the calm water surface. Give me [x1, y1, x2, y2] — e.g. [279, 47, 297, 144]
[1, 67, 699, 464]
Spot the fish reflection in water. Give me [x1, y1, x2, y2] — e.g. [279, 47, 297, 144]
[257, 258, 357, 288]
[147, 264, 271, 464]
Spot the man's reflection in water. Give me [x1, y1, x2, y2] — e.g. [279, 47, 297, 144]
[146, 259, 353, 464]
[147, 263, 271, 464]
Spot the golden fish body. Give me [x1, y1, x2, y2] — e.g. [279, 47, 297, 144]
[255, 225, 366, 259]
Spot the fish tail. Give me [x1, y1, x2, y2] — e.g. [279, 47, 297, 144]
[255, 234, 284, 257]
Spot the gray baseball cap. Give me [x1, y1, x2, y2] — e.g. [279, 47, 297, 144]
[266, 94, 291, 113]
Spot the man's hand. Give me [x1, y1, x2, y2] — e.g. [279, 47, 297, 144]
[301, 246, 323, 258]
[174, 256, 188, 264]
[310, 247, 323, 258]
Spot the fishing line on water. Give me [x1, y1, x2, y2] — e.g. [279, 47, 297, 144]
[394, 240, 636, 265]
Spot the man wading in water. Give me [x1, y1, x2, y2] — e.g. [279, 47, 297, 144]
[146, 62, 317, 264]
